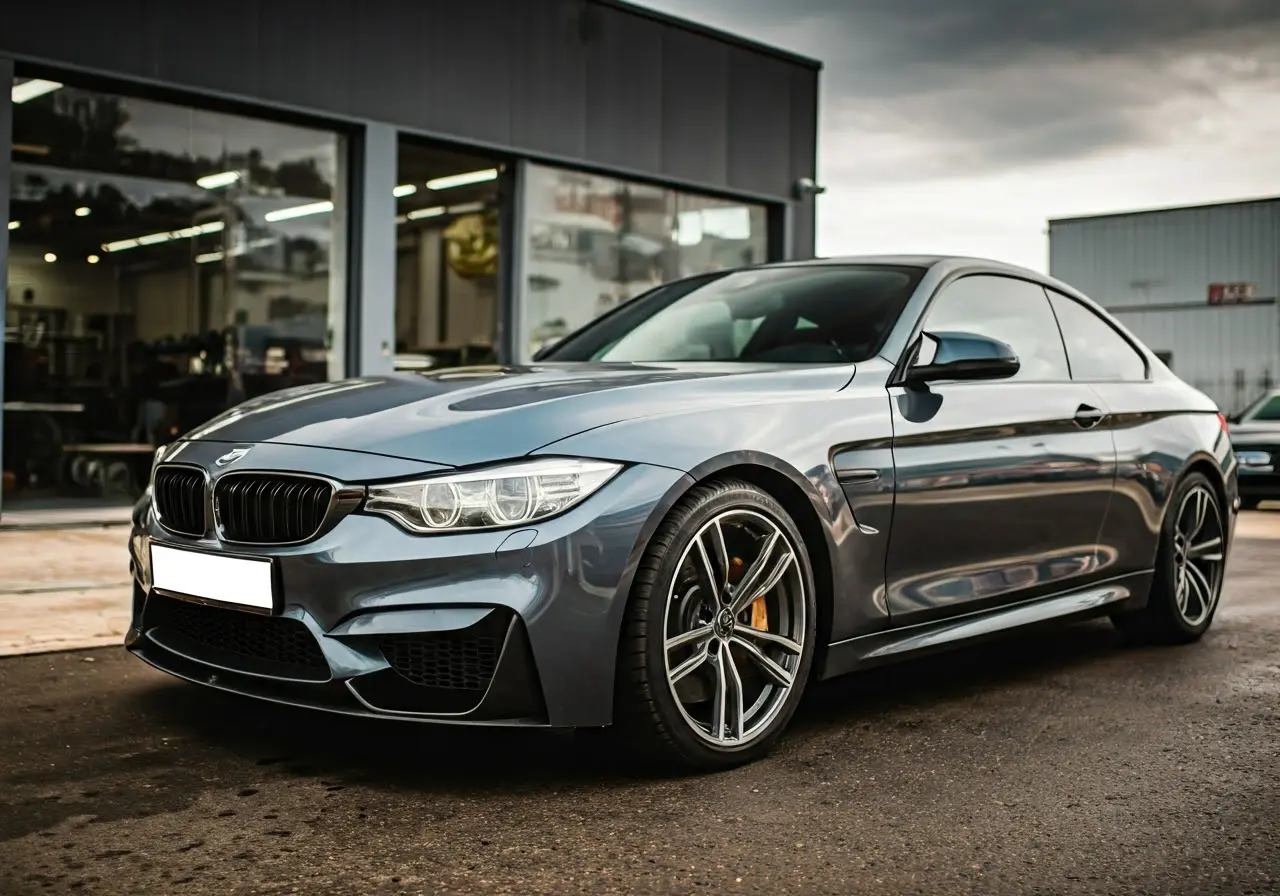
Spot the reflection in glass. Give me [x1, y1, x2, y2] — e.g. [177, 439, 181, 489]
[2, 77, 346, 509]
[519, 164, 769, 360]
[392, 141, 503, 372]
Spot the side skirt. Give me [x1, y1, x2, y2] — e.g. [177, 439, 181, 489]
[819, 570, 1153, 680]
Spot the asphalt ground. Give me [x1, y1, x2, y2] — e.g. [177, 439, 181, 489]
[1, 528, 1277, 895]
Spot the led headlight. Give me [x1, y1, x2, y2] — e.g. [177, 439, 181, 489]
[1237, 450, 1272, 468]
[364, 457, 623, 533]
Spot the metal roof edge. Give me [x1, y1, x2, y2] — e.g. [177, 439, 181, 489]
[1048, 194, 1280, 226]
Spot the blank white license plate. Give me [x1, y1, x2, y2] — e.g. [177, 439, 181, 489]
[150, 544, 276, 612]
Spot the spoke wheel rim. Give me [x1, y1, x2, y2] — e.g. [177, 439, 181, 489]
[1172, 485, 1225, 628]
[662, 508, 806, 748]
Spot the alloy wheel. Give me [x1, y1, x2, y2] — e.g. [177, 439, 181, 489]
[662, 508, 807, 747]
[1172, 484, 1226, 627]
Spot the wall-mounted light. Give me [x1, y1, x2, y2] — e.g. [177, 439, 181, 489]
[75, 206, 91, 217]
[794, 177, 827, 200]
[12, 79, 62, 104]
[426, 168, 498, 191]
[7, 221, 18, 231]
[44, 252, 57, 263]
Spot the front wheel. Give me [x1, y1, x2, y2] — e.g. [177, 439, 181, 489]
[1113, 472, 1227, 645]
[612, 479, 817, 771]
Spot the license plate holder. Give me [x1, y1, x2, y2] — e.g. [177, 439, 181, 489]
[149, 543, 278, 614]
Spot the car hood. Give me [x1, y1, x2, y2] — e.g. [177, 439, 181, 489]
[178, 361, 854, 467]
[1230, 421, 1280, 446]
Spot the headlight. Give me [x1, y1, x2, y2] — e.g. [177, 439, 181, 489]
[1238, 450, 1272, 468]
[364, 457, 623, 533]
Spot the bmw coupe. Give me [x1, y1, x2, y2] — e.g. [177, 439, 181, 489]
[126, 255, 1238, 770]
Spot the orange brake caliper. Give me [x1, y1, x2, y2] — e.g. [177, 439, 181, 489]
[729, 556, 769, 632]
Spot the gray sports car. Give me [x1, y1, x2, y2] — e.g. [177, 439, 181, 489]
[126, 255, 1238, 770]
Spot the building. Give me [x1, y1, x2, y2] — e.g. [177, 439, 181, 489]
[1048, 196, 1280, 414]
[0, 0, 822, 520]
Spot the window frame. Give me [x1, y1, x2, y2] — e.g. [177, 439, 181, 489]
[1043, 287, 1152, 383]
[891, 271, 1074, 387]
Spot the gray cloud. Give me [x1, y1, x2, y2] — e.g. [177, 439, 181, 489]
[637, 0, 1280, 176]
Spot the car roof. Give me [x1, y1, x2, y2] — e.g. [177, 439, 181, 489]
[756, 254, 1084, 299]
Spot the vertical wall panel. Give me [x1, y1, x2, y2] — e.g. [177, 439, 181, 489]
[726, 48, 793, 191]
[355, 123, 398, 376]
[583, 8, 664, 173]
[787, 67, 820, 257]
[0, 56, 13, 519]
[510, 0, 590, 160]
[659, 27, 730, 186]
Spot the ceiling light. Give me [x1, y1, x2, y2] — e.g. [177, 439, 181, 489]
[44, 252, 57, 263]
[197, 171, 241, 190]
[102, 220, 224, 253]
[7, 221, 18, 231]
[393, 184, 418, 198]
[426, 168, 498, 191]
[264, 200, 334, 222]
[75, 206, 91, 217]
[12, 79, 63, 104]
[87, 254, 100, 264]
[195, 250, 224, 264]
[447, 202, 486, 215]
[406, 205, 446, 220]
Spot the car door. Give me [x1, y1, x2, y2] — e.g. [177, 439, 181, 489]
[885, 273, 1119, 624]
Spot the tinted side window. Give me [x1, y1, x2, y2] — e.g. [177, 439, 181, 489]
[1047, 291, 1148, 381]
[922, 275, 1069, 381]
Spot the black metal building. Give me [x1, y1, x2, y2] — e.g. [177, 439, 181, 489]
[0, 0, 821, 517]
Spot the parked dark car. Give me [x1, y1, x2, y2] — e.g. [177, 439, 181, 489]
[126, 256, 1238, 771]
[1227, 388, 1280, 509]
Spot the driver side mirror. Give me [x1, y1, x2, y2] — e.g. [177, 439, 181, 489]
[905, 330, 1020, 386]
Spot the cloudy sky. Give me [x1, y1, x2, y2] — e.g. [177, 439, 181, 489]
[636, 0, 1280, 271]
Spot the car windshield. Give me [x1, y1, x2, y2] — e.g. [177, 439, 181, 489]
[537, 264, 927, 364]
[1242, 392, 1280, 421]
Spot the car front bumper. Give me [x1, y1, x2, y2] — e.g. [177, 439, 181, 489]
[125, 457, 692, 729]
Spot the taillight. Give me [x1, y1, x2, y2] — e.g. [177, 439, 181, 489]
[1218, 412, 1229, 433]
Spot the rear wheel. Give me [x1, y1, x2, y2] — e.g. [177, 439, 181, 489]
[612, 479, 817, 771]
[1113, 472, 1227, 645]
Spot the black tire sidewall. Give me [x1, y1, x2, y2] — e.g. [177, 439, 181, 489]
[1150, 471, 1224, 639]
[638, 481, 817, 767]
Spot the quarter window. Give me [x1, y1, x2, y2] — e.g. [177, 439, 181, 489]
[921, 275, 1069, 381]
[1046, 291, 1148, 381]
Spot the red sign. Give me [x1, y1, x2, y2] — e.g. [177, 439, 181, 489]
[1207, 282, 1254, 305]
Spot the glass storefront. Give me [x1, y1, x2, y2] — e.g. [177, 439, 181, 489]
[2, 76, 347, 509]
[392, 140, 504, 372]
[519, 163, 770, 360]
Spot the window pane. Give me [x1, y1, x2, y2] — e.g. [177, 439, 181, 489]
[3, 77, 347, 509]
[923, 275, 1069, 381]
[1248, 395, 1280, 421]
[519, 163, 770, 360]
[1046, 291, 1147, 381]
[392, 141, 503, 371]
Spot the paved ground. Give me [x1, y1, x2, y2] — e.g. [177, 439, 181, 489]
[1, 521, 1278, 895]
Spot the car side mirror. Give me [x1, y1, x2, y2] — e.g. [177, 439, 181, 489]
[905, 330, 1020, 386]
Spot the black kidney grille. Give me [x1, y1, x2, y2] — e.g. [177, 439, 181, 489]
[153, 466, 207, 536]
[379, 612, 508, 691]
[215, 474, 334, 544]
[147, 595, 329, 680]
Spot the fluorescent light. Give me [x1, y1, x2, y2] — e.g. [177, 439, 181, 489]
[264, 200, 333, 222]
[393, 184, 418, 198]
[195, 251, 224, 264]
[406, 205, 446, 220]
[447, 202, 486, 215]
[426, 168, 498, 191]
[44, 252, 57, 263]
[197, 171, 241, 190]
[87, 254, 100, 264]
[12, 79, 62, 104]
[102, 220, 224, 253]
[75, 206, 91, 217]
[6, 221, 18, 231]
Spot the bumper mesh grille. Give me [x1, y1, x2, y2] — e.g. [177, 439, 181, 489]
[147, 595, 329, 680]
[379, 613, 507, 691]
[215, 473, 333, 544]
[153, 467, 207, 537]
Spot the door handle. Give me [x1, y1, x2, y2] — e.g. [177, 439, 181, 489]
[1074, 404, 1106, 429]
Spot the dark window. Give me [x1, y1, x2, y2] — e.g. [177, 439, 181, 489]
[1243, 393, 1280, 422]
[921, 275, 1069, 381]
[538, 265, 927, 364]
[1046, 291, 1148, 381]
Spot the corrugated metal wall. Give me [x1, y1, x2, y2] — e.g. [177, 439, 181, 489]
[1048, 198, 1280, 413]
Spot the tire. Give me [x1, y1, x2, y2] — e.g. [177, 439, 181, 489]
[611, 478, 818, 772]
[1112, 471, 1227, 645]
